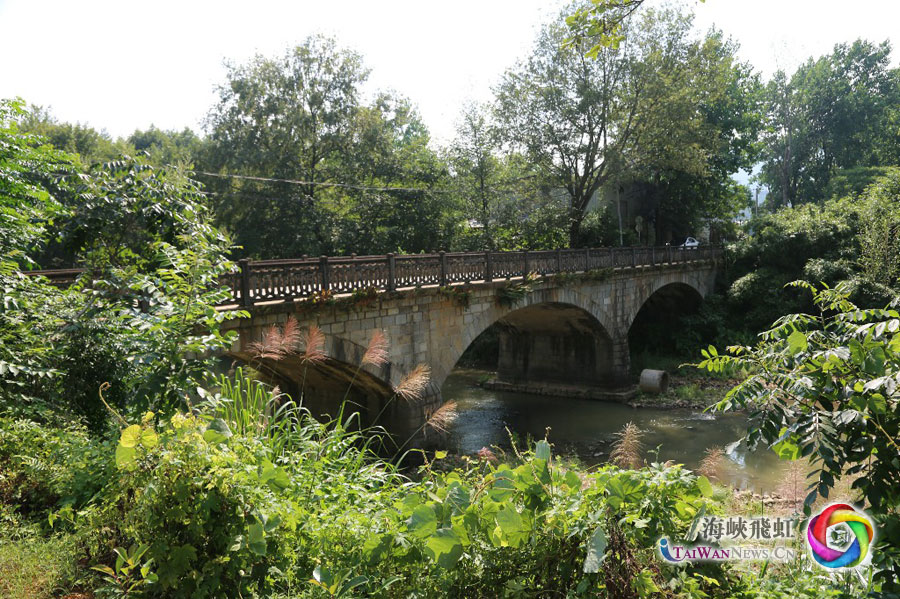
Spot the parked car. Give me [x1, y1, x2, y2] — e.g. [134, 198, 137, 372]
[679, 236, 700, 249]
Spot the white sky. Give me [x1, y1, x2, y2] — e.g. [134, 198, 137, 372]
[1, 0, 899, 144]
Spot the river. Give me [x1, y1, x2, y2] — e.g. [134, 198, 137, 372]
[442, 369, 787, 493]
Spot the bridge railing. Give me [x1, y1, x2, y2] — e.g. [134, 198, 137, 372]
[25, 245, 722, 306]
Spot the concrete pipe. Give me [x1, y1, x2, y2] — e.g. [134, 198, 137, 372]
[639, 369, 669, 394]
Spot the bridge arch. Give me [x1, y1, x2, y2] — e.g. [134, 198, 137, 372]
[227, 334, 403, 429]
[626, 280, 706, 365]
[441, 285, 620, 391]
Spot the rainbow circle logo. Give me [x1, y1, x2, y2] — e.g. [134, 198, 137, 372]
[806, 503, 874, 568]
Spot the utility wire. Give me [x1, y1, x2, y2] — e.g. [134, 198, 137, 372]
[194, 170, 454, 194]
[195, 170, 546, 197]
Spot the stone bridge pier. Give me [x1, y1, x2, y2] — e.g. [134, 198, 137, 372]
[222, 254, 719, 446]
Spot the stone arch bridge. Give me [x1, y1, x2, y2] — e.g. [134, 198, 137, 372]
[219, 246, 722, 440]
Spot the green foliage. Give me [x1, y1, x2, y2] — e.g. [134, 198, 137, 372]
[496, 272, 539, 307]
[759, 39, 900, 207]
[91, 544, 159, 598]
[202, 36, 452, 259]
[1, 124, 244, 423]
[725, 170, 900, 333]
[0, 99, 75, 409]
[498, 3, 757, 245]
[0, 417, 110, 519]
[699, 282, 900, 590]
[16, 103, 127, 165]
[436, 285, 471, 309]
[82, 412, 296, 598]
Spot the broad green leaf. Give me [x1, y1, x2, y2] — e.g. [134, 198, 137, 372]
[696, 475, 713, 498]
[407, 504, 438, 539]
[632, 570, 660, 597]
[446, 481, 471, 514]
[247, 522, 266, 556]
[362, 533, 394, 564]
[606, 475, 644, 509]
[564, 470, 582, 490]
[203, 418, 232, 444]
[583, 526, 608, 573]
[424, 528, 463, 569]
[140, 428, 159, 448]
[495, 506, 528, 548]
[260, 460, 291, 491]
[787, 330, 808, 355]
[115, 444, 136, 468]
[120, 424, 143, 448]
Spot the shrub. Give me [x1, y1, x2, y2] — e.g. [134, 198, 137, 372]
[83, 412, 297, 598]
[0, 416, 109, 519]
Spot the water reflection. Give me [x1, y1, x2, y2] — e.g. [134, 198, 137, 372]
[442, 369, 785, 493]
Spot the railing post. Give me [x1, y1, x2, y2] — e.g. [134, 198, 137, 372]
[651, 246, 655, 266]
[320, 255, 330, 292]
[439, 251, 448, 286]
[522, 250, 530, 275]
[485, 251, 493, 283]
[584, 248, 590, 271]
[387, 253, 396, 292]
[239, 258, 252, 306]
[556, 248, 562, 273]
[667, 245, 672, 264]
[631, 247, 637, 268]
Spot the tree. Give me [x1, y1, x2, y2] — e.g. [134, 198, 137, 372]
[203, 36, 452, 258]
[701, 282, 900, 590]
[0, 99, 73, 415]
[328, 92, 452, 255]
[497, 4, 756, 245]
[1, 106, 240, 426]
[760, 40, 900, 206]
[128, 126, 203, 167]
[16, 104, 126, 165]
[203, 35, 367, 257]
[446, 103, 505, 250]
[565, 0, 705, 54]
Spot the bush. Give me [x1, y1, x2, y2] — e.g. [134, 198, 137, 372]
[0, 417, 109, 520]
[83, 413, 296, 598]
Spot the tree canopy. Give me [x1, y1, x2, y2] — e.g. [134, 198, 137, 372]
[760, 39, 900, 207]
[496, 4, 758, 244]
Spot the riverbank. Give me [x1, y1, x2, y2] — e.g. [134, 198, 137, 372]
[628, 373, 738, 409]
[475, 370, 737, 411]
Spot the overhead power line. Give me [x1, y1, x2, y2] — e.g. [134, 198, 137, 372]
[195, 170, 453, 194]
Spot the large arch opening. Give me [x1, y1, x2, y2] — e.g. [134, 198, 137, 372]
[495, 303, 615, 386]
[628, 282, 704, 373]
[452, 301, 616, 388]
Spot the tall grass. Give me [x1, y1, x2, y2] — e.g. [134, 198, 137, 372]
[698, 446, 725, 481]
[204, 324, 444, 469]
[610, 422, 644, 469]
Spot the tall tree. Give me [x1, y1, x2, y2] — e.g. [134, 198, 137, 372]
[16, 104, 126, 165]
[446, 103, 505, 249]
[203, 35, 368, 258]
[203, 36, 451, 258]
[760, 40, 900, 206]
[497, 4, 756, 245]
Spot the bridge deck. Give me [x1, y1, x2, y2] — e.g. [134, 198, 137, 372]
[25, 245, 722, 307]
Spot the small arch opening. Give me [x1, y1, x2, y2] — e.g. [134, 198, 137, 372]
[628, 282, 704, 373]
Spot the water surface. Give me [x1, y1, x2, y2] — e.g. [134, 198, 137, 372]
[443, 369, 785, 492]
